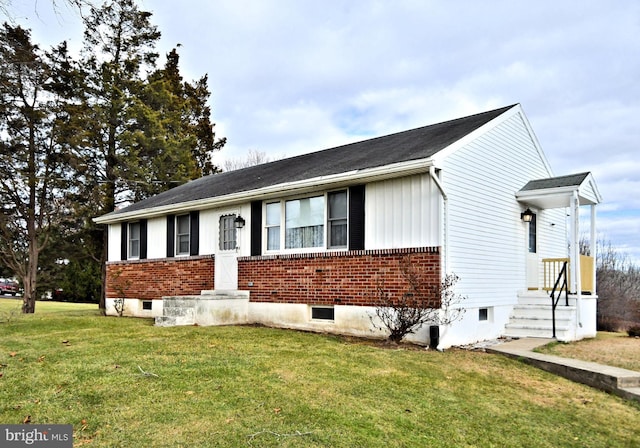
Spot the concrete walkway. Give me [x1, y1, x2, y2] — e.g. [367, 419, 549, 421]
[486, 338, 640, 402]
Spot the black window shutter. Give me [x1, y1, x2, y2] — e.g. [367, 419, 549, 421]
[120, 222, 128, 260]
[139, 219, 148, 260]
[348, 185, 365, 250]
[250, 200, 262, 256]
[166, 215, 175, 258]
[190, 211, 200, 256]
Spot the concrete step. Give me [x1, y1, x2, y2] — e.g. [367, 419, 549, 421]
[508, 315, 573, 326]
[155, 316, 177, 327]
[619, 387, 640, 402]
[517, 294, 577, 306]
[510, 305, 576, 319]
[162, 297, 197, 308]
[503, 324, 572, 340]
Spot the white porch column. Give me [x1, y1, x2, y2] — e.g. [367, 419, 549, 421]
[591, 204, 597, 295]
[569, 191, 580, 294]
[572, 191, 582, 327]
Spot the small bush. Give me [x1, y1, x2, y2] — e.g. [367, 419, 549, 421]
[627, 326, 640, 337]
[370, 255, 466, 344]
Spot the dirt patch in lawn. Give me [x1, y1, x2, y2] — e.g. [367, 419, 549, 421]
[536, 332, 640, 371]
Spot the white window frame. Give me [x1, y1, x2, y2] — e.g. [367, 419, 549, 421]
[327, 190, 348, 249]
[128, 222, 140, 260]
[265, 202, 281, 251]
[264, 190, 348, 254]
[175, 214, 190, 256]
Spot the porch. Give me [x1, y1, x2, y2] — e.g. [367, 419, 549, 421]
[507, 172, 602, 341]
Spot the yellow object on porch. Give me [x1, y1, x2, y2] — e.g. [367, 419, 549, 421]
[542, 256, 595, 294]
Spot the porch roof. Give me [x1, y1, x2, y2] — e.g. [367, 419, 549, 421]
[516, 172, 602, 209]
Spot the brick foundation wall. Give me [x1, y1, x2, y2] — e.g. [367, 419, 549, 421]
[106, 256, 215, 300]
[238, 247, 441, 307]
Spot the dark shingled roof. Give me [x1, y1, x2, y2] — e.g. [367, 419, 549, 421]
[520, 172, 591, 192]
[104, 104, 516, 217]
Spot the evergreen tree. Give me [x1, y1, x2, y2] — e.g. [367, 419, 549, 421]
[72, 0, 225, 311]
[125, 48, 225, 200]
[0, 24, 77, 312]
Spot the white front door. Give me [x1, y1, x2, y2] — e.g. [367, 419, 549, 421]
[525, 211, 539, 290]
[215, 213, 239, 291]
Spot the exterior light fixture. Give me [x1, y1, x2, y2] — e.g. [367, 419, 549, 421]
[234, 215, 246, 229]
[520, 208, 534, 223]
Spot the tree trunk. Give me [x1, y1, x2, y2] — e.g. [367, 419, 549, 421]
[21, 246, 38, 314]
[23, 113, 38, 314]
[99, 229, 108, 314]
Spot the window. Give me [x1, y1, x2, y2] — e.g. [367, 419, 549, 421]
[311, 306, 335, 321]
[128, 222, 140, 259]
[176, 214, 190, 255]
[285, 196, 324, 249]
[266, 202, 280, 250]
[479, 308, 489, 321]
[528, 213, 537, 253]
[265, 190, 350, 252]
[142, 301, 152, 311]
[328, 191, 347, 248]
[219, 215, 237, 250]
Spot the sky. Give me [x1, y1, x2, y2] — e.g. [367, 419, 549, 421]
[6, 0, 640, 263]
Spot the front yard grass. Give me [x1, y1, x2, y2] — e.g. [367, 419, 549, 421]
[1, 299, 639, 447]
[536, 331, 640, 372]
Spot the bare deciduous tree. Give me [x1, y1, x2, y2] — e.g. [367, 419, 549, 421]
[370, 255, 466, 344]
[222, 150, 271, 172]
[582, 237, 640, 331]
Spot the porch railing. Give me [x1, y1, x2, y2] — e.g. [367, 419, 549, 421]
[549, 260, 568, 339]
[542, 256, 595, 294]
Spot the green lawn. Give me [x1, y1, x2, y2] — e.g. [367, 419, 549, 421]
[1, 299, 639, 447]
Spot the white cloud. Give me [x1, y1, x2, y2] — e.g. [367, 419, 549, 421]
[14, 0, 640, 266]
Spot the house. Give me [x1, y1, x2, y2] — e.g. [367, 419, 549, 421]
[94, 104, 602, 348]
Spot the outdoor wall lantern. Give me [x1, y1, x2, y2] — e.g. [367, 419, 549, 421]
[234, 215, 246, 229]
[520, 208, 534, 223]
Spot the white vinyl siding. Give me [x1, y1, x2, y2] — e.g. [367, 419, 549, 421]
[147, 217, 166, 259]
[440, 111, 562, 307]
[365, 173, 440, 250]
[108, 224, 121, 261]
[198, 209, 217, 255]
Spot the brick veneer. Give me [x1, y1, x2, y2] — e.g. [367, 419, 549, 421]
[238, 247, 441, 307]
[106, 256, 214, 300]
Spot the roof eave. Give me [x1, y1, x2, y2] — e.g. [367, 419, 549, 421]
[516, 186, 599, 209]
[94, 158, 434, 224]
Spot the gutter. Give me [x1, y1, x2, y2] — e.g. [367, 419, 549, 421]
[429, 166, 449, 274]
[94, 158, 433, 225]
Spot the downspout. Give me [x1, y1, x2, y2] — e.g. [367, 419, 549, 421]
[430, 167, 449, 275]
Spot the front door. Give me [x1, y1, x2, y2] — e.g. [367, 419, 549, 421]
[525, 211, 539, 290]
[215, 213, 239, 290]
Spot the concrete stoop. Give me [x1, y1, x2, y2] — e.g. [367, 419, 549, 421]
[503, 293, 578, 341]
[487, 338, 640, 403]
[154, 290, 250, 327]
[155, 297, 197, 326]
